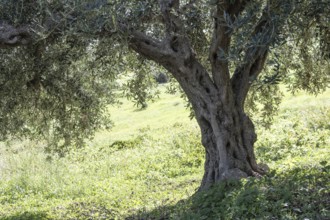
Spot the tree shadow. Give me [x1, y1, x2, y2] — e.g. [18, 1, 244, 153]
[125, 165, 329, 219]
[125, 202, 180, 220]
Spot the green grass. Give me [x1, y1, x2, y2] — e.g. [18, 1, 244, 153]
[93, 85, 195, 144]
[0, 88, 329, 219]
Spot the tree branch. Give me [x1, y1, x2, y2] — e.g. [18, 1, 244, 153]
[120, 20, 218, 106]
[159, 0, 181, 34]
[209, 0, 250, 90]
[119, 23, 173, 62]
[231, 3, 281, 108]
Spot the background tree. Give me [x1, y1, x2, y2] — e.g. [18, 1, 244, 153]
[0, 0, 329, 189]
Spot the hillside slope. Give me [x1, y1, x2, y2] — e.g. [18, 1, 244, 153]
[0, 88, 329, 219]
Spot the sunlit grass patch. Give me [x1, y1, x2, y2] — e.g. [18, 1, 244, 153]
[0, 89, 329, 219]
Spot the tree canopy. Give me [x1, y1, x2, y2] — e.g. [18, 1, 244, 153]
[0, 0, 329, 186]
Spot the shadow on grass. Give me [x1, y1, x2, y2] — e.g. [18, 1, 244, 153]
[2, 211, 50, 220]
[126, 165, 330, 220]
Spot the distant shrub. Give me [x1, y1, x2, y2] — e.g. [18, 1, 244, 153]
[153, 72, 168, 84]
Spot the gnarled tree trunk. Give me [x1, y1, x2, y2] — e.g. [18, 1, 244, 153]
[185, 75, 266, 190]
[124, 0, 279, 190]
[164, 55, 268, 190]
[0, 0, 312, 190]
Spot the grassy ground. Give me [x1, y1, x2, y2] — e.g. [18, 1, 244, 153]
[0, 87, 329, 219]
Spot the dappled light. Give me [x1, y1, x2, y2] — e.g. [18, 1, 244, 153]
[0, 0, 329, 219]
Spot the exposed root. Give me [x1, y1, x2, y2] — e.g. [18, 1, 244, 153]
[258, 163, 270, 173]
[221, 168, 248, 180]
[252, 170, 263, 178]
[252, 163, 270, 177]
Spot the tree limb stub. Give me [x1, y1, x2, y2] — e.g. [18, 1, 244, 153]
[159, 0, 181, 34]
[121, 25, 171, 63]
[0, 22, 31, 48]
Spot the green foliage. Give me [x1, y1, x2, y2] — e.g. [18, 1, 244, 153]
[0, 90, 329, 219]
[256, 107, 330, 162]
[177, 164, 329, 220]
[0, 0, 119, 152]
[121, 57, 161, 109]
[246, 83, 283, 128]
[172, 94, 330, 220]
[0, 37, 115, 153]
[0, 0, 329, 149]
[0, 2, 328, 219]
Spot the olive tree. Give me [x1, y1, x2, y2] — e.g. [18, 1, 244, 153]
[0, 0, 329, 189]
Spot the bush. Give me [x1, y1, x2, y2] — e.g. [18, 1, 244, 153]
[153, 72, 168, 84]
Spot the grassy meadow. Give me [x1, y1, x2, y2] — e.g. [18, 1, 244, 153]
[0, 86, 329, 219]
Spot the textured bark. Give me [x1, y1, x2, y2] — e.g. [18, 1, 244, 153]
[195, 100, 265, 190]
[125, 1, 276, 190]
[0, 22, 31, 48]
[167, 56, 268, 190]
[128, 32, 269, 189]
